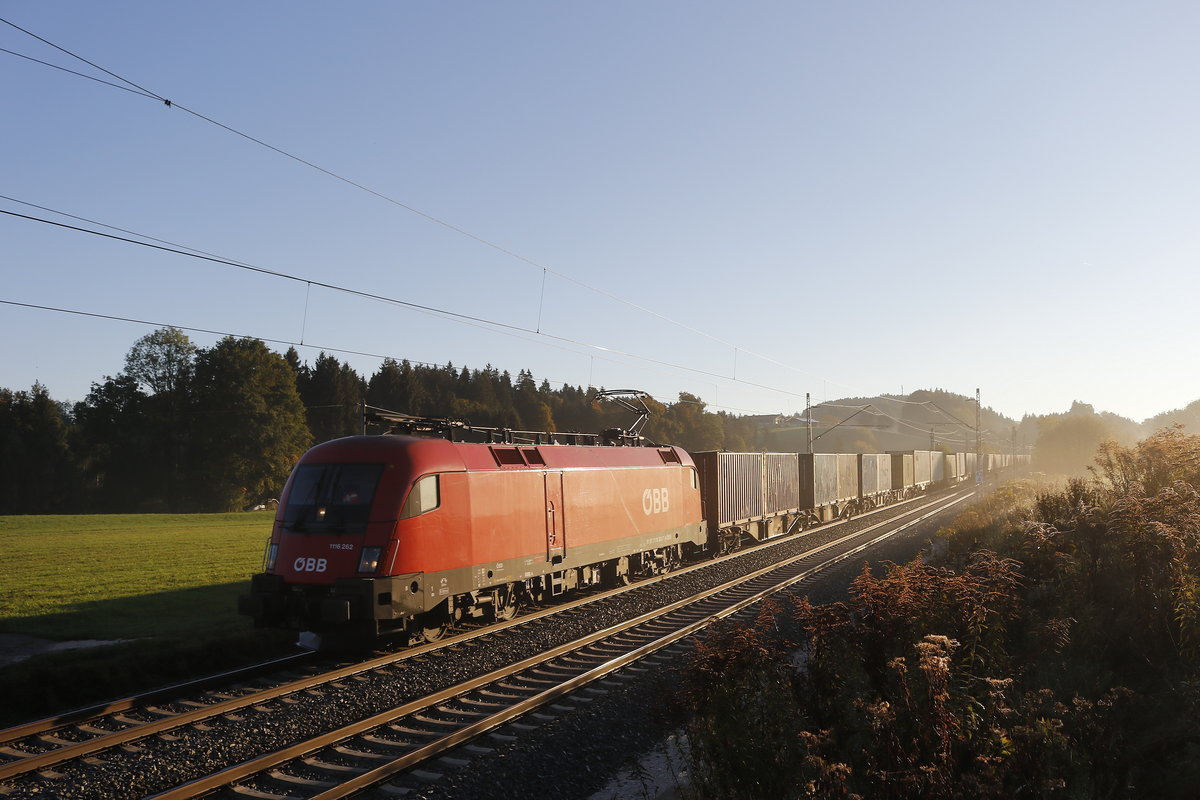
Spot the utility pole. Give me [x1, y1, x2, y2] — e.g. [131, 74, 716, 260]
[976, 387, 982, 481]
[806, 392, 813, 454]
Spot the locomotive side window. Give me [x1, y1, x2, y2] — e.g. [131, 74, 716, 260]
[282, 463, 384, 533]
[399, 474, 440, 519]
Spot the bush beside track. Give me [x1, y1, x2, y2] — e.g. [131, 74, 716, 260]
[0, 512, 295, 726]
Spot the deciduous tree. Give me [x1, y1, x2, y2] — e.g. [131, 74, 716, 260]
[189, 337, 311, 511]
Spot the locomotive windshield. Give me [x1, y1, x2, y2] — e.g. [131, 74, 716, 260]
[282, 463, 385, 534]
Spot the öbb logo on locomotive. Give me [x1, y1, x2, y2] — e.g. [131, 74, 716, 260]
[293, 557, 328, 573]
[642, 487, 670, 515]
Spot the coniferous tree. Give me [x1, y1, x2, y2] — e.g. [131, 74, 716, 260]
[297, 352, 365, 443]
[73, 374, 153, 511]
[0, 383, 80, 513]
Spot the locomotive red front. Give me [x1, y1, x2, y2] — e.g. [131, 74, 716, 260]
[239, 435, 706, 641]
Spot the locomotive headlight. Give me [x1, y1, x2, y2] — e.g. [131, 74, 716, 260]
[263, 541, 279, 571]
[357, 546, 383, 574]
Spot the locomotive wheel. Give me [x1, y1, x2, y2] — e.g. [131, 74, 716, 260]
[658, 546, 681, 574]
[418, 605, 451, 643]
[602, 556, 631, 588]
[493, 584, 520, 622]
[421, 618, 450, 643]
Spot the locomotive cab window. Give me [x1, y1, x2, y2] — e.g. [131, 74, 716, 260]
[282, 463, 384, 534]
[399, 474, 440, 519]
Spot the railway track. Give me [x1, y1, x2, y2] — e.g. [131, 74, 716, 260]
[0, 490, 970, 799]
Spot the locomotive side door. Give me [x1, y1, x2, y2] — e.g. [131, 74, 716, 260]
[544, 471, 565, 563]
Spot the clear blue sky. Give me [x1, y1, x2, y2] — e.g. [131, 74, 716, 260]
[4, 2, 1198, 423]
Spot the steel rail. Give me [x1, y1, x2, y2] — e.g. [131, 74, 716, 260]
[0, 651, 315, 747]
[0, 487, 934, 777]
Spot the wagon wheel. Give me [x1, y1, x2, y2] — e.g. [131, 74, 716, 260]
[719, 529, 741, 555]
[493, 584, 520, 622]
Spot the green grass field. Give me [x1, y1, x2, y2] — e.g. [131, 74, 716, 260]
[0, 511, 274, 642]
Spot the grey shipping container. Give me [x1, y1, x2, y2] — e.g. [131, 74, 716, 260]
[931, 452, 946, 483]
[802, 453, 860, 508]
[890, 453, 915, 491]
[913, 450, 932, 485]
[859, 453, 892, 497]
[693, 451, 800, 529]
[763, 452, 801, 515]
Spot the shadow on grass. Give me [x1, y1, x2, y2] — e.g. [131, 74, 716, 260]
[0, 580, 263, 642]
[0, 581, 298, 728]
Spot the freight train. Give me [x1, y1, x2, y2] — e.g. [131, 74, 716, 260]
[239, 404, 1026, 644]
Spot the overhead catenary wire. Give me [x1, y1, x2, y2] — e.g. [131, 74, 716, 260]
[0, 15, 854, 394]
[810, 401, 1005, 449]
[0, 46, 159, 100]
[3, 194, 993, 423]
[0, 299, 770, 416]
[0, 298, 443, 370]
[0, 197, 612, 367]
[0, 203, 811, 403]
[1, 200, 995, 424]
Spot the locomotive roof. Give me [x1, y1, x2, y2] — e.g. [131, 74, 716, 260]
[300, 434, 695, 474]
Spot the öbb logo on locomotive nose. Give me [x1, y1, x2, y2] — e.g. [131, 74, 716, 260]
[293, 557, 328, 573]
[642, 487, 670, 515]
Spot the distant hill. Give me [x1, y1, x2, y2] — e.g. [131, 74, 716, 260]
[1144, 399, 1200, 434]
[787, 389, 1200, 476]
[780, 388, 1027, 455]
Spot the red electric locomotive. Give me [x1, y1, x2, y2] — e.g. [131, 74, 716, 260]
[239, 411, 705, 644]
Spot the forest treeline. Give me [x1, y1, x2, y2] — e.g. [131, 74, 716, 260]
[0, 328, 773, 514]
[4, 328, 1195, 514]
[677, 428, 1200, 798]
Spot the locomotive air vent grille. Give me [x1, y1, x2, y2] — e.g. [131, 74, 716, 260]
[491, 447, 527, 467]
